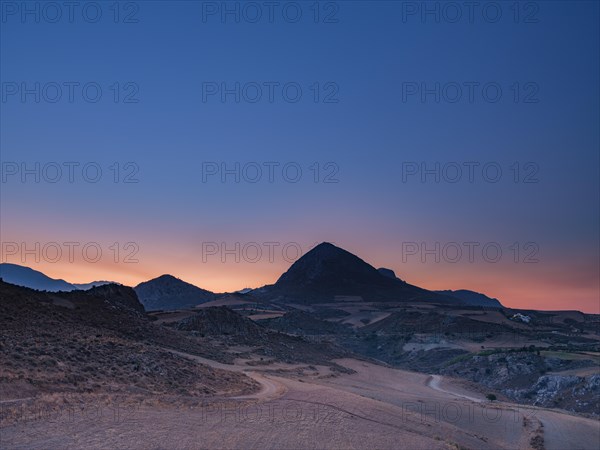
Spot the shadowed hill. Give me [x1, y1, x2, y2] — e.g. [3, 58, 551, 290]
[0, 280, 256, 397]
[258, 310, 353, 336]
[436, 289, 503, 308]
[254, 242, 460, 305]
[174, 306, 265, 338]
[134, 274, 216, 311]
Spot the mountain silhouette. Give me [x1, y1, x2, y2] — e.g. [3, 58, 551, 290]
[72, 281, 115, 290]
[134, 274, 216, 311]
[0, 263, 77, 292]
[0, 263, 118, 292]
[435, 289, 503, 308]
[256, 242, 458, 304]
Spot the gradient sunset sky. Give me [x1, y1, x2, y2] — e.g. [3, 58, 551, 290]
[1, 1, 598, 313]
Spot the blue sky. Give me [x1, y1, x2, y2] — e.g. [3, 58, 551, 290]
[1, 1, 599, 312]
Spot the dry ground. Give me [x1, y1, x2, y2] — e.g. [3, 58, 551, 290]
[2, 355, 598, 450]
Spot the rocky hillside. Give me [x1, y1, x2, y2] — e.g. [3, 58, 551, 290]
[0, 281, 256, 398]
[441, 350, 600, 416]
[258, 310, 353, 336]
[175, 306, 265, 338]
[170, 306, 353, 371]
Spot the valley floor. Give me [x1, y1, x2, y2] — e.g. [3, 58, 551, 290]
[2, 356, 598, 450]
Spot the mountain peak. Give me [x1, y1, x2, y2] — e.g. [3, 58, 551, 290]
[312, 241, 338, 250]
[251, 241, 466, 305]
[301, 242, 349, 259]
[134, 274, 215, 311]
[263, 242, 453, 304]
[152, 273, 179, 280]
[275, 242, 380, 288]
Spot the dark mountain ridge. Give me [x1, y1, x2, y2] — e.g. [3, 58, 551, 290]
[134, 274, 216, 311]
[255, 242, 460, 305]
[436, 289, 503, 308]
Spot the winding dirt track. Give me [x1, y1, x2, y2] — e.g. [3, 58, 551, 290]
[164, 348, 287, 401]
[426, 375, 483, 403]
[424, 371, 599, 450]
[1, 354, 599, 450]
[232, 372, 286, 401]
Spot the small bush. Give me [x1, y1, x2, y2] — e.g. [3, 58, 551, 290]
[486, 394, 497, 401]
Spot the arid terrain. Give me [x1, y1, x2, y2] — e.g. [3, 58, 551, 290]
[4, 0, 599, 447]
[2, 353, 599, 449]
[1, 244, 599, 449]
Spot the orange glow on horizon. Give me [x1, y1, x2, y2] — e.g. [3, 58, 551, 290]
[3, 255, 598, 314]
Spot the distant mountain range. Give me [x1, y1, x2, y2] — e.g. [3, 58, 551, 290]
[1, 242, 505, 310]
[134, 274, 216, 311]
[235, 288, 253, 294]
[0, 263, 113, 292]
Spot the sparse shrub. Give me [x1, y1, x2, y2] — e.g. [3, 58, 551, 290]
[486, 394, 497, 401]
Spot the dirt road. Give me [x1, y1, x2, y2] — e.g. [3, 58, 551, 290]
[2, 355, 598, 449]
[233, 372, 286, 401]
[423, 370, 599, 450]
[426, 375, 483, 403]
